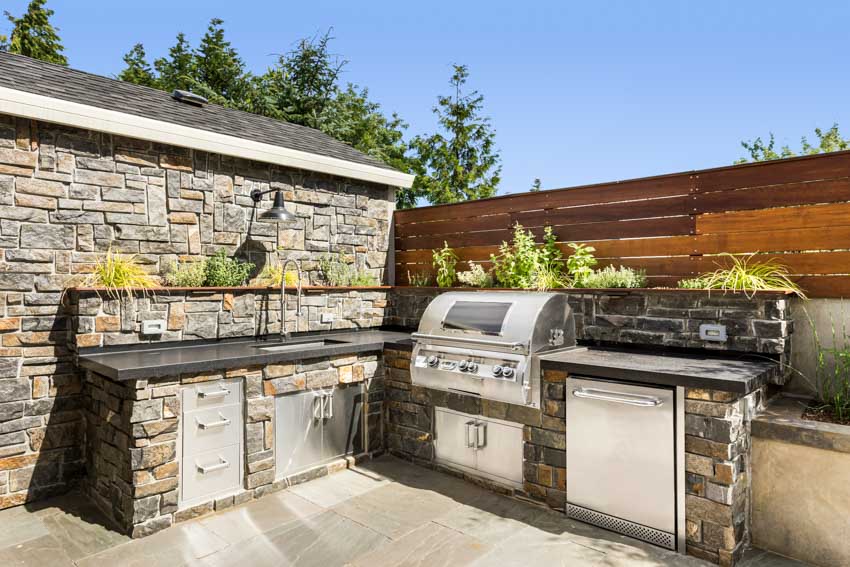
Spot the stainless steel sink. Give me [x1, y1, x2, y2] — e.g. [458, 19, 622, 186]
[254, 338, 349, 353]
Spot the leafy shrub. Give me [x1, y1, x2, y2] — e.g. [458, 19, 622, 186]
[319, 254, 379, 286]
[677, 277, 709, 289]
[407, 270, 433, 287]
[255, 264, 300, 287]
[490, 224, 567, 289]
[204, 249, 255, 287]
[532, 263, 572, 291]
[565, 243, 597, 286]
[679, 254, 805, 298]
[83, 249, 157, 298]
[457, 263, 493, 288]
[163, 260, 206, 287]
[575, 265, 647, 288]
[432, 242, 458, 288]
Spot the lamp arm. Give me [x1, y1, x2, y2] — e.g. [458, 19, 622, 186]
[250, 188, 279, 202]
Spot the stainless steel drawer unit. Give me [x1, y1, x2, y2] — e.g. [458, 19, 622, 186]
[566, 376, 685, 551]
[179, 378, 243, 508]
[411, 291, 576, 408]
[275, 384, 364, 478]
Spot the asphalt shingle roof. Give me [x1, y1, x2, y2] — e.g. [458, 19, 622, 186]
[0, 52, 396, 172]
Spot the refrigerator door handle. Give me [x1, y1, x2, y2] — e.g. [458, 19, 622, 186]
[572, 387, 664, 407]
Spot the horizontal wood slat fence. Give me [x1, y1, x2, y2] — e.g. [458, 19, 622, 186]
[394, 150, 850, 297]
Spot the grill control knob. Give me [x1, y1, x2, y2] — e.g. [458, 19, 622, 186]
[426, 355, 439, 367]
[502, 367, 515, 378]
[468, 362, 478, 373]
[493, 365, 503, 377]
[458, 360, 468, 371]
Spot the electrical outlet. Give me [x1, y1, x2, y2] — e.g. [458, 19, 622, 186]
[699, 323, 727, 342]
[321, 312, 334, 324]
[141, 319, 166, 335]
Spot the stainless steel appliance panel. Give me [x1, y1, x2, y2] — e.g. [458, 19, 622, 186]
[182, 444, 240, 503]
[470, 418, 523, 485]
[183, 404, 241, 456]
[275, 390, 324, 477]
[434, 407, 476, 470]
[567, 377, 676, 536]
[323, 384, 364, 461]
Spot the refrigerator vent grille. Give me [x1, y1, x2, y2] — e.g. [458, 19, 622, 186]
[567, 504, 675, 550]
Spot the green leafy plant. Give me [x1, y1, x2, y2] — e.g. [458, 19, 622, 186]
[82, 249, 158, 298]
[255, 264, 299, 287]
[432, 242, 458, 288]
[349, 272, 379, 286]
[407, 270, 433, 287]
[677, 277, 710, 289]
[163, 260, 206, 287]
[490, 224, 568, 289]
[319, 253, 354, 286]
[565, 243, 597, 286]
[681, 254, 805, 298]
[456, 263, 493, 288]
[575, 266, 647, 289]
[807, 305, 850, 423]
[203, 249, 254, 287]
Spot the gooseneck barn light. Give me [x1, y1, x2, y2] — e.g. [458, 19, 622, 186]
[250, 188, 297, 223]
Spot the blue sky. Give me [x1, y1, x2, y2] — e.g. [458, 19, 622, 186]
[5, 1, 849, 194]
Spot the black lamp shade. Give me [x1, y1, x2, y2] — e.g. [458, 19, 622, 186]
[259, 190, 296, 223]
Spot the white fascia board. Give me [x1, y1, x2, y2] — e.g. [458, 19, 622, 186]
[0, 86, 415, 188]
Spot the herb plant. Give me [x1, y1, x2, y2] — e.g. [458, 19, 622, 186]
[432, 242, 458, 288]
[565, 243, 597, 286]
[163, 260, 206, 287]
[407, 270, 433, 287]
[255, 264, 300, 287]
[204, 249, 255, 287]
[490, 224, 569, 289]
[807, 305, 850, 422]
[576, 265, 647, 288]
[456, 263, 493, 288]
[319, 254, 378, 286]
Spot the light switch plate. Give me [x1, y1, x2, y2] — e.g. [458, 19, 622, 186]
[141, 319, 166, 335]
[321, 312, 334, 324]
[699, 323, 727, 342]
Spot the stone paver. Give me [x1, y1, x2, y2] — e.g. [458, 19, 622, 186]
[0, 455, 812, 567]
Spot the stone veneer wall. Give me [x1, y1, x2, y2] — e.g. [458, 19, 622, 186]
[383, 349, 764, 567]
[388, 288, 793, 377]
[68, 288, 389, 350]
[84, 350, 384, 537]
[0, 114, 394, 509]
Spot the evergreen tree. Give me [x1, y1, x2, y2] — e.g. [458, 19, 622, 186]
[0, 0, 67, 66]
[409, 65, 501, 205]
[530, 178, 542, 192]
[117, 43, 157, 88]
[192, 18, 249, 106]
[154, 33, 195, 92]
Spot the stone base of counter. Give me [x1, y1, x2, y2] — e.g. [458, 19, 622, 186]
[384, 349, 765, 567]
[83, 350, 384, 538]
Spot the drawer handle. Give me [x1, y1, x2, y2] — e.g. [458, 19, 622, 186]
[196, 413, 231, 430]
[197, 456, 229, 474]
[197, 385, 230, 400]
[572, 387, 664, 407]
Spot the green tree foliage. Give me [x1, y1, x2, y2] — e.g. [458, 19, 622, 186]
[530, 178, 542, 192]
[409, 65, 501, 205]
[736, 124, 850, 163]
[117, 44, 157, 87]
[192, 18, 251, 107]
[154, 33, 195, 92]
[0, 0, 66, 66]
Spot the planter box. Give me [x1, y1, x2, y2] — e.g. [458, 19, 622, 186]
[751, 396, 850, 567]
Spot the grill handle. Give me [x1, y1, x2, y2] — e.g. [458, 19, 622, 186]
[572, 387, 664, 407]
[411, 332, 526, 352]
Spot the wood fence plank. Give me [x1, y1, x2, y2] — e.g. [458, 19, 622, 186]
[692, 178, 850, 214]
[695, 151, 850, 192]
[697, 202, 850, 235]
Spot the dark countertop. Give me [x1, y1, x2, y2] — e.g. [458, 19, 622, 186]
[540, 346, 779, 394]
[79, 329, 413, 381]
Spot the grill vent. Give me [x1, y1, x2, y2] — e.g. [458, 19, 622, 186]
[567, 504, 675, 550]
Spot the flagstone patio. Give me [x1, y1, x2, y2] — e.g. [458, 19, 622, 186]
[0, 456, 807, 567]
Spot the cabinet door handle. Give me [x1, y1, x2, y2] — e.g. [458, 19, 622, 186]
[475, 422, 486, 449]
[197, 385, 229, 400]
[196, 412, 231, 430]
[572, 387, 664, 407]
[313, 395, 323, 420]
[465, 420, 476, 448]
[324, 392, 334, 419]
[197, 456, 229, 474]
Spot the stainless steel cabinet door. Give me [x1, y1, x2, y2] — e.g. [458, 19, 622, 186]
[472, 419, 523, 485]
[275, 390, 324, 478]
[323, 384, 363, 461]
[434, 407, 476, 470]
[566, 377, 676, 533]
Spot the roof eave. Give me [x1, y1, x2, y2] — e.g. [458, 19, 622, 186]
[0, 85, 416, 189]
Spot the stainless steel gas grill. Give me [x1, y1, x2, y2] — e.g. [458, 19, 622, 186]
[411, 291, 575, 408]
